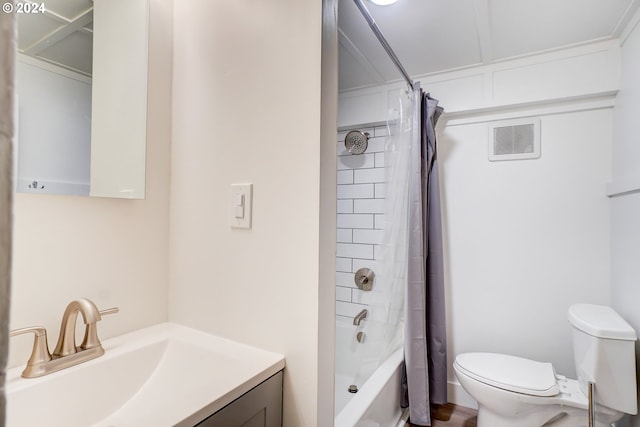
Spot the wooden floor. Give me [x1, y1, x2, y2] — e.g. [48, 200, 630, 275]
[407, 403, 477, 427]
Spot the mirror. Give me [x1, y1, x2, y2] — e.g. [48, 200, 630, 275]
[15, 0, 149, 199]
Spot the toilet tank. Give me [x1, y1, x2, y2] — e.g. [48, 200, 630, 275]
[569, 304, 638, 415]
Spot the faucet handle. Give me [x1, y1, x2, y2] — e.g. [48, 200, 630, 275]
[10, 326, 52, 368]
[80, 306, 119, 350]
[99, 307, 119, 317]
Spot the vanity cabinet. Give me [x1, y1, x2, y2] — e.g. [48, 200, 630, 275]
[195, 371, 283, 427]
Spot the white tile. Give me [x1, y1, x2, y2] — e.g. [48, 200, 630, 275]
[353, 229, 385, 244]
[374, 214, 385, 229]
[352, 288, 375, 305]
[336, 271, 356, 287]
[374, 244, 383, 260]
[337, 199, 353, 214]
[374, 183, 386, 199]
[337, 169, 354, 185]
[338, 153, 375, 170]
[352, 259, 378, 273]
[375, 152, 385, 168]
[354, 168, 386, 184]
[337, 130, 348, 142]
[336, 257, 352, 273]
[337, 214, 374, 229]
[337, 228, 353, 243]
[374, 125, 389, 137]
[336, 301, 369, 318]
[336, 286, 353, 302]
[354, 199, 385, 214]
[336, 243, 374, 259]
[366, 136, 386, 153]
[337, 184, 374, 199]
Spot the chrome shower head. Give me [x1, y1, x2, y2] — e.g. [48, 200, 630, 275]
[344, 130, 370, 155]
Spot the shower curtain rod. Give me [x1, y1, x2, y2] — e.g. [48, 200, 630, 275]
[353, 0, 415, 89]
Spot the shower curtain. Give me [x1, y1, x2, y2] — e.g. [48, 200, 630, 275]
[349, 84, 446, 427]
[350, 87, 414, 389]
[0, 7, 15, 425]
[402, 84, 446, 426]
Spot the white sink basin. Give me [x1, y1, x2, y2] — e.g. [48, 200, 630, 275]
[6, 323, 285, 426]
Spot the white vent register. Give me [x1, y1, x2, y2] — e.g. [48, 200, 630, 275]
[488, 118, 540, 161]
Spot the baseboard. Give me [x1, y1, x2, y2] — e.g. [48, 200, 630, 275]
[447, 380, 478, 410]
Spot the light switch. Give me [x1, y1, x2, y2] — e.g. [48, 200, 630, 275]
[230, 183, 252, 229]
[234, 194, 245, 219]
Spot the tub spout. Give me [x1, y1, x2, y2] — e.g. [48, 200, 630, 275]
[353, 309, 368, 326]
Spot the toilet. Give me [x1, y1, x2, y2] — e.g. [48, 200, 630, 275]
[453, 304, 638, 427]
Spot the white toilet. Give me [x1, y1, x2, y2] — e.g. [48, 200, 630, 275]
[453, 304, 638, 427]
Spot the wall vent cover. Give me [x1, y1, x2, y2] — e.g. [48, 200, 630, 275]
[488, 118, 540, 161]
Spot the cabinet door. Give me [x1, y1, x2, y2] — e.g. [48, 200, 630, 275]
[197, 372, 282, 427]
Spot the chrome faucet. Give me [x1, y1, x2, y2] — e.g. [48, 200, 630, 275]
[10, 298, 119, 378]
[353, 309, 368, 326]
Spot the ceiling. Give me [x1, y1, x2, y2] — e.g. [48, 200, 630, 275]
[17, 0, 93, 76]
[15, 0, 640, 86]
[339, 0, 640, 91]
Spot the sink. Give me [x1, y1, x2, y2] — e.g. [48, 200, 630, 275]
[5, 323, 285, 426]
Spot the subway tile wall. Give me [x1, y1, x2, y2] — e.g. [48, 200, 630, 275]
[336, 125, 388, 320]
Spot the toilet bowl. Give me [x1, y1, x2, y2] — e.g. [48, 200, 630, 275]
[453, 304, 638, 427]
[454, 353, 621, 427]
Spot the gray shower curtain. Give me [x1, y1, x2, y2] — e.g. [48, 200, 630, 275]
[0, 8, 15, 426]
[401, 85, 446, 426]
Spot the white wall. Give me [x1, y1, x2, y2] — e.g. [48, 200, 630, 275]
[441, 106, 612, 381]
[8, 0, 172, 368]
[338, 43, 617, 407]
[611, 12, 640, 427]
[339, 40, 620, 127]
[169, 1, 324, 426]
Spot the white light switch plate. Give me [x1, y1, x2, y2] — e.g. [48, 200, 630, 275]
[230, 183, 252, 229]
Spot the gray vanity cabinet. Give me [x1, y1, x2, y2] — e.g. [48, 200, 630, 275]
[195, 371, 283, 427]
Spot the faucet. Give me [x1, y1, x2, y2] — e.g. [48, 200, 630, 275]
[10, 298, 118, 378]
[53, 298, 105, 357]
[353, 309, 368, 326]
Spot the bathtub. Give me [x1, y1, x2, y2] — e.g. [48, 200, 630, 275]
[334, 317, 409, 427]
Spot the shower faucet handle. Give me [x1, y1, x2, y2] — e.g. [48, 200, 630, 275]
[354, 268, 374, 291]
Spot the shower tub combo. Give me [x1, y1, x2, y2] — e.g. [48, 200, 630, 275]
[334, 317, 408, 427]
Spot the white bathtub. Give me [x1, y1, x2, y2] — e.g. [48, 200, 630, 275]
[334, 317, 409, 427]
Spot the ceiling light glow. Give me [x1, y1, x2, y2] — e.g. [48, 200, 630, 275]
[368, 0, 400, 5]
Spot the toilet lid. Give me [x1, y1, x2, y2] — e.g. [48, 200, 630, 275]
[455, 353, 559, 397]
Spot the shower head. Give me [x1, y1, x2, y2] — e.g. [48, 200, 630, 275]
[344, 130, 370, 155]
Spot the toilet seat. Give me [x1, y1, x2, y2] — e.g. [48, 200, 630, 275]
[454, 353, 559, 397]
